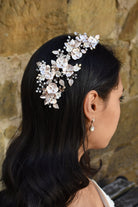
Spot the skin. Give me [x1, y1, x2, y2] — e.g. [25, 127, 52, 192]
[79, 75, 124, 160]
[69, 76, 124, 207]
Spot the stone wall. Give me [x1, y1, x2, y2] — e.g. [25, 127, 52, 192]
[0, 0, 138, 189]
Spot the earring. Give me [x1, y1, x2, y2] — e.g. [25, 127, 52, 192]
[89, 118, 95, 132]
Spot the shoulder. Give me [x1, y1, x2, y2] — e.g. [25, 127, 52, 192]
[68, 179, 104, 207]
[90, 179, 115, 207]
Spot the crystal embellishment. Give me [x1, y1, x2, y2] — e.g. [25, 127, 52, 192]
[36, 32, 100, 109]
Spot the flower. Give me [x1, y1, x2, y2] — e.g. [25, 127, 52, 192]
[43, 94, 55, 105]
[44, 69, 55, 80]
[41, 90, 61, 107]
[56, 92, 61, 99]
[71, 48, 82, 60]
[56, 56, 68, 69]
[76, 33, 88, 42]
[64, 41, 74, 52]
[73, 64, 81, 72]
[65, 39, 81, 53]
[37, 61, 46, 68]
[36, 62, 55, 81]
[46, 83, 58, 94]
[88, 35, 100, 48]
[64, 65, 74, 77]
[83, 41, 90, 48]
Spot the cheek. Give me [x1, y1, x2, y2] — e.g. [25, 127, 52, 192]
[113, 102, 121, 125]
[94, 102, 120, 149]
[106, 101, 121, 139]
[87, 100, 121, 149]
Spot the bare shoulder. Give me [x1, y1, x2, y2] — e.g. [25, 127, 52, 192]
[68, 179, 104, 207]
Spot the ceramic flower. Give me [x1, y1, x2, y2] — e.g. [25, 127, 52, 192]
[88, 35, 100, 48]
[45, 69, 55, 80]
[71, 48, 82, 60]
[76, 33, 88, 43]
[65, 39, 81, 53]
[65, 65, 74, 77]
[56, 92, 61, 99]
[73, 64, 81, 72]
[46, 83, 58, 94]
[44, 94, 55, 105]
[56, 56, 68, 69]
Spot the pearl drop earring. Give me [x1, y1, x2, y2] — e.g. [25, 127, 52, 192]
[89, 118, 95, 132]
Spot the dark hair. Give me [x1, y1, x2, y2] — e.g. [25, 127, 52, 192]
[0, 34, 121, 207]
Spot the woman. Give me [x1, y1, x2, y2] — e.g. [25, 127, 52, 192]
[0, 33, 124, 207]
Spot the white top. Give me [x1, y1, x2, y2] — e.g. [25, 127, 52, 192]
[91, 179, 115, 207]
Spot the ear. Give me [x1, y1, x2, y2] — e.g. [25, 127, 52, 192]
[83, 90, 99, 121]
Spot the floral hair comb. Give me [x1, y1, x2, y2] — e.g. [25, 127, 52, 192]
[36, 32, 100, 109]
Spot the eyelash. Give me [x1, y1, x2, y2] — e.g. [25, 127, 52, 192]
[119, 95, 124, 102]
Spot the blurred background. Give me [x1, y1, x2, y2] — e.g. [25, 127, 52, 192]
[0, 0, 138, 189]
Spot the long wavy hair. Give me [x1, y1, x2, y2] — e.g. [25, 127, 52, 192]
[0, 34, 121, 207]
